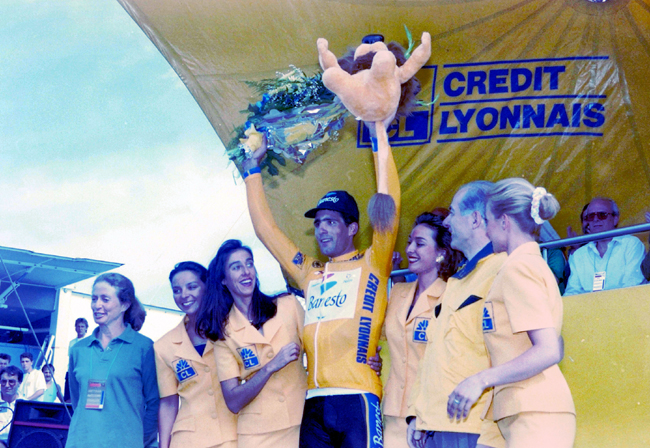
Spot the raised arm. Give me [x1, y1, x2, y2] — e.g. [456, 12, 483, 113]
[242, 135, 312, 286]
[366, 120, 401, 275]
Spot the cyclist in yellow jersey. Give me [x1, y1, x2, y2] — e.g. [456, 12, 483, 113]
[241, 121, 400, 448]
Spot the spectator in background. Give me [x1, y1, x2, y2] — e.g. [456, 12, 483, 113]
[18, 353, 45, 402]
[69, 318, 89, 354]
[0, 365, 23, 448]
[65, 317, 89, 402]
[641, 211, 650, 281]
[0, 355, 9, 370]
[565, 198, 645, 295]
[566, 204, 590, 256]
[63, 317, 88, 403]
[41, 364, 63, 403]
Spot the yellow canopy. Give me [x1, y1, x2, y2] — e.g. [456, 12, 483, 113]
[117, 0, 650, 257]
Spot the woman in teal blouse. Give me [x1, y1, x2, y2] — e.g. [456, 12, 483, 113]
[67, 273, 159, 448]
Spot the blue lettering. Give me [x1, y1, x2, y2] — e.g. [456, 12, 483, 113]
[500, 105, 521, 129]
[534, 67, 543, 91]
[444, 72, 465, 97]
[356, 316, 373, 364]
[455, 109, 476, 133]
[522, 104, 545, 129]
[439, 111, 458, 134]
[571, 103, 581, 127]
[511, 68, 532, 93]
[467, 71, 487, 95]
[583, 103, 605, 127]
[488, 69, 508, 94]
[543, 66, 565, 90]
[476, 107, 498, 131]
[546, 103, 570, 127]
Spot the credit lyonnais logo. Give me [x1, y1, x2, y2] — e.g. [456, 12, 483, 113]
[436, 56, 608, 143]
[173, 358, 198, 382]
[238, 345, 260, 370]
[413, 317, 430, 343]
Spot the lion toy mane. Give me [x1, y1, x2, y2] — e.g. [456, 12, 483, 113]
[316, 32, 431, 125]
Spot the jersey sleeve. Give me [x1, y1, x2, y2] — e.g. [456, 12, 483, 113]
[501, 257, 555, 333]
[245, 172, 314, 287]
[368, 138, 401, 276]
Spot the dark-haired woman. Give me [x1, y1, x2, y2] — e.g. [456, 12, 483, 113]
[154, 262, 237, 448]
[383, 212, 461, 448]
[196, 240, 307, 448]
[67, 273, 159, 448]
[447, 179, 575, 448]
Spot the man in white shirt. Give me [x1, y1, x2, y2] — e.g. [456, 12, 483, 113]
[565, 197, 645, 295]
[17, 353, 45, 402]
[0, 365, 23, 447]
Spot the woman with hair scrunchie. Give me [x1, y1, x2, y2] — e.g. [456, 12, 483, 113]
[382, 211, 462, 448]
[67, 273, 159, 448]
[196, 240, 307, 448]
[154, 262, 238, 448]
[447, 178, 575, 448]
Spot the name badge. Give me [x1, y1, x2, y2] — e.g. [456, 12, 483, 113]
[86, 379, 106, 410]
[593, 271, 606, 292]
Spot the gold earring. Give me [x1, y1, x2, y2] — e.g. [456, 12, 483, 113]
[436, 255, 444, 263]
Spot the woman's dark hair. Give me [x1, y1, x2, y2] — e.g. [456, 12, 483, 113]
[413, 211, 464, 281]
[196, 240, 277, 341]
[94, 273, 147, 331]
[169, 261, 208, 284]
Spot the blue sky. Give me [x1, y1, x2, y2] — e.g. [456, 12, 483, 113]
[0, 0, 285, 308]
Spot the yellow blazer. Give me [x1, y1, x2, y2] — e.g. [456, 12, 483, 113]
[154, 318, 237, 448]
[214, 294, 308, 435]
[383, 278, 445, 417]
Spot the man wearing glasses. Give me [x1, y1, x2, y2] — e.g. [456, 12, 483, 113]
[0, 365, 23, 447]
[564, 197, 645, 295]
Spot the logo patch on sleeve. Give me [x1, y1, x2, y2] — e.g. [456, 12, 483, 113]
[292, 252, 305, 267]
[237, 345, 260, 369]
[413, 317, 430, 343]
[173, 359, 198, 382]
[482, 302, 495, 333]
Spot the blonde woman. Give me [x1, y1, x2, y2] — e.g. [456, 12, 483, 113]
[447, 178, 575, 448]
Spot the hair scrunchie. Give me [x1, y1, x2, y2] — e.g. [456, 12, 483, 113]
[531, 187, 547, 225]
